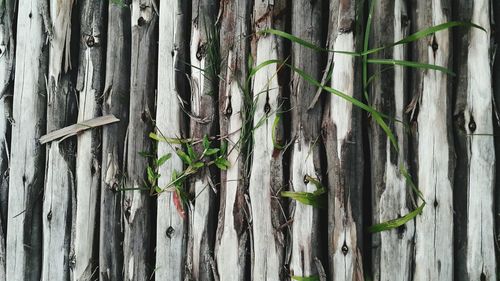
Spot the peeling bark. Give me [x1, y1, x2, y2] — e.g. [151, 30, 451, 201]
[288, 0, 324, 278]
[323, 1, 365, 280]
[122, 1, 158, 280]
[368, 1, 413, 280]
[453, 1, 496, 280]
[248, 1, 287, 280]
[100, 2, 131, 280]
[6, 0, 48, 280]
[73, 0, 105, 280]
[187, 1, 218, 280]
[155, 1, 188, 280]
[215, 1, 252, 281]
[410, 1, 454, 280]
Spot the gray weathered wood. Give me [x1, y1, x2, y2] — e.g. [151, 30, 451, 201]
[155, 0, 188, 280]
[288, 0, 324, 278]
[73, 0, 105, 280]
[100, 1, 131, 280]
[248, 1, 287, 280]
[215, 1, 251, 280]
[187, 1, 218, 280]
[40, 115, 119, 144]
[453, 0, 496, 280]
[323, 1, 365, 280]
[0, 0, 14, 230]
[368, 0, 414, 280]
[6, 0, 48, 280]
[410, 1, 454, 280]
[123, 1, 157, 280]
[42, 2, 76, 280]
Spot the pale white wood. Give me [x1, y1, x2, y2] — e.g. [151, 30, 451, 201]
[6, 0, 47, 280]
[462, 1, 496, 279]
[413, 1, 453, 280]
[40, 115, 119, 144]
[155, 0, 186, 280]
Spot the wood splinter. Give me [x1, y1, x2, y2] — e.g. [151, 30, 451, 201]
[39, 114, 120, 144]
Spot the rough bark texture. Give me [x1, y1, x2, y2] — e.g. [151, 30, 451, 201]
[99, 2, 130, 280]
[323, 1, 365, 280]
[187, 1, 218, 280]
[369, 0, 414, 280]
[453, 0, 496, 280]
[72, 1, 105, 280]
[288, 0, 324, 278]
[155, 1, 188, 280]
[248, 1, 287, 280]
[6, 1, 47, 280]
[42, 1, 77, 281]
[215, 1, 251, 281]
[410, 0, 455, 280]
[122, 1, 158, 280]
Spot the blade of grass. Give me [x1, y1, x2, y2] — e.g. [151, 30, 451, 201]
[367, 58, 455, 76]
[362, 0, 377, 101]
[368, 203, 425, 232]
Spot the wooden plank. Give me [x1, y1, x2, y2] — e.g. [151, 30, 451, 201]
[288, 0, 324, 278]
[248, 1, 287, 280]
[410, 1, 454, 280]
[453, 0, 496, 280]
[368, 0, 413, 280]
[324, 1, 365, 280]
[215, 1, 251, 280]
[99, 1, 131, 280]
[6, 0, 47, 280]
[155, 0, 188, 280]
[42, 1, 77, 280]
[186, 1, 218, 280]
[72, 0, 106, 280]
[39, 115, 119, 144]
[122, 1, 158, 280]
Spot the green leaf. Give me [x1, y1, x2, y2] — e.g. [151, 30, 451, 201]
[139, 151, 154, 158]
[202, 135, 210, 149]
[176, 149, 192, 165]
[281, 176, 326, 208]
[186, 144, 197, 161]
[260, 29, 359, 56]
[147, 166, 156, 184]
[156, 153, 172, 167]
[367, 58, 455, 76]
[149, 132, 186, 144]
[215, 158, 231, 170]
[192, 162, 205, 169]
[368, 203, 426, 233]
[362, 21, 486, 56]
[291, 275, 320, 281]
[271, 113, 283, 149]
[204, 148, 220, 156]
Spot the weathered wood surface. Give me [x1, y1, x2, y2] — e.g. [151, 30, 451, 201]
[6, 0, 47, 280]
[248, 1, 287, 280]
[454, 0, 496, 280]
[324, 0, 365, 280]
[73, 1, 106, 280]
[369, 0, 413, 280]
[0, 1, 498, 281]
[288, 0, 324, 278]
[411, 1, 455, 280]
[123, 1, 158, 280]
[155, 1, 188, 280]
[187, 1, 218, 280]
[99, 1, 131, 280]
[42, 1, 76, 280]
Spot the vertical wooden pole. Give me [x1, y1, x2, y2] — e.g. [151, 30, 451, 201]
[100, 1, 131, 280]
[6, 0, 47, 280]
[410, 1, 454, 280]
[369, 0, 413, 280]
[42, 1, 76, 280]
[155, 0, 188, 280]
[123, 1, 158, 280]
[454, 0, 496, 280]
[248, 0, 287, 280]
[288, 0, 324, 278]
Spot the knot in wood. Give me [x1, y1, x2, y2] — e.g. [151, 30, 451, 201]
[166, 226, 175, 238]
[137, 17, 146, 26]
[468, 120, 476, 132]
[47, 210, 52, 221]
[303, 175, 309, 184]
[86, 35, 95, 47]
[341, 243, 349, 255]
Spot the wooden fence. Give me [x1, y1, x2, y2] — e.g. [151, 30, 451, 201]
[0, 0, 498, 280]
